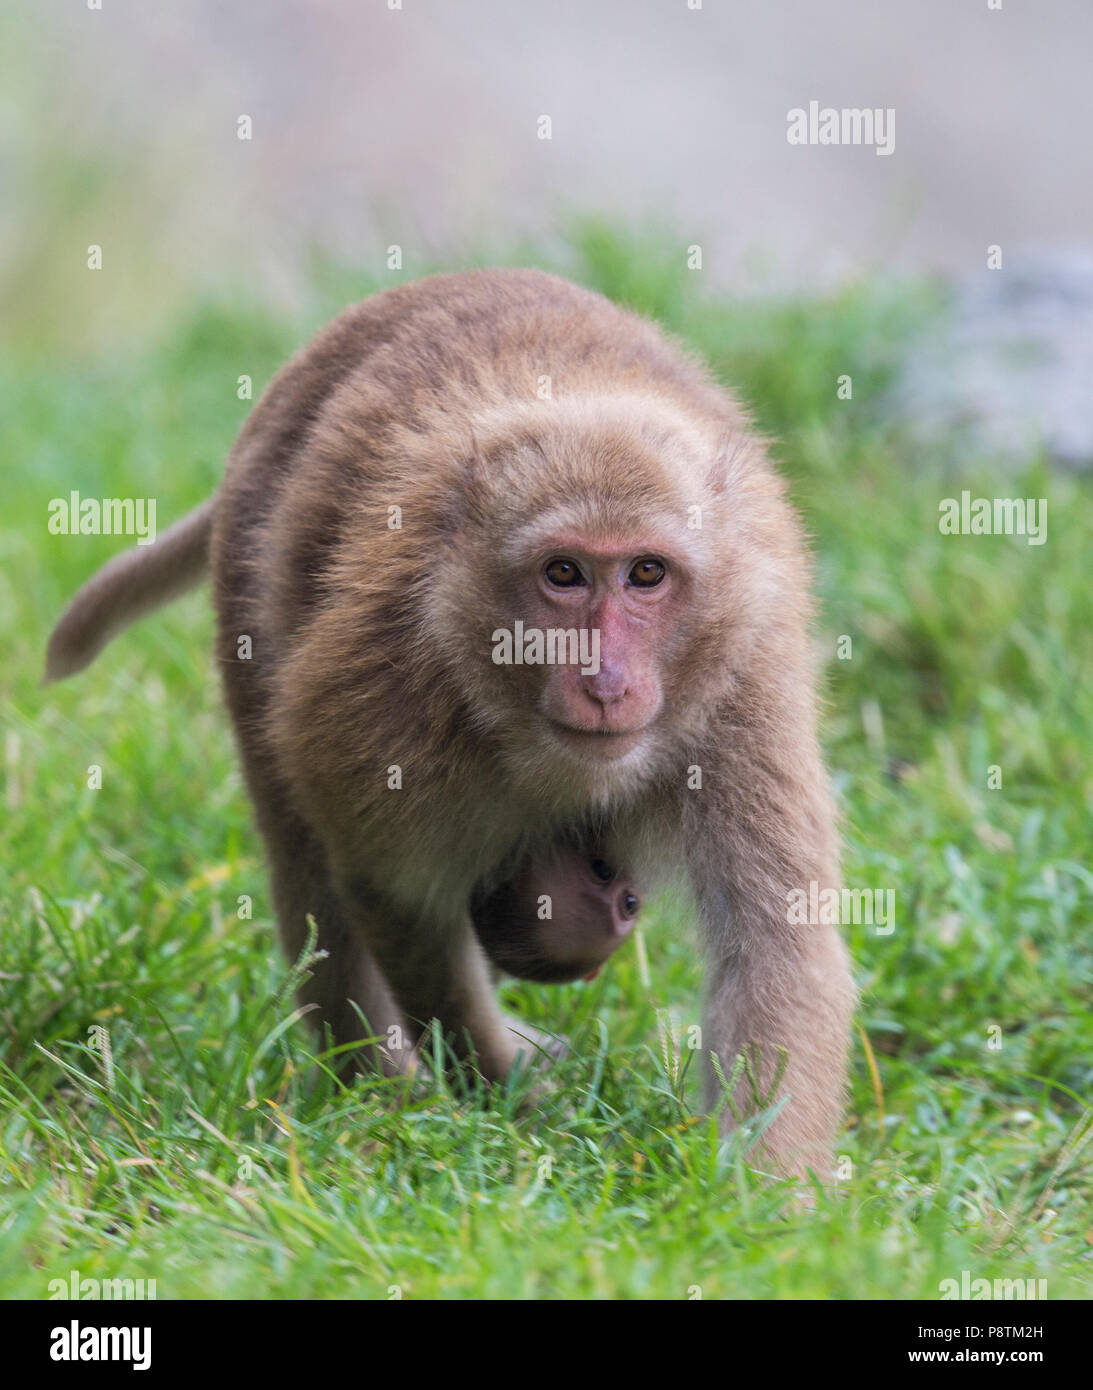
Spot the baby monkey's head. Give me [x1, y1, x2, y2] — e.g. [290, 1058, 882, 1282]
[472, 842, 641, 984]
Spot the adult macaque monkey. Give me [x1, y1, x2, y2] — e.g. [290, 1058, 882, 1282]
[46, 269, 854, 1177]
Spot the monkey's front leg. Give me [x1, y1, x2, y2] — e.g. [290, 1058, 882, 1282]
[336, 877, 530, 1082]
[692, 718, 856, 1178]
[702, 914, 854, 1179]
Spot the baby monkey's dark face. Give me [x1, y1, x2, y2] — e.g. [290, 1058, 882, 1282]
[472, 843, 641, 984]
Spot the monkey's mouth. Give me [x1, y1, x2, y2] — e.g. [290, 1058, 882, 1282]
[547, 721, 648, 757]
[494, 954, 609, 986]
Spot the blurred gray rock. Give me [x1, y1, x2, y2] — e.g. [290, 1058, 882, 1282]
[895, 251, 1093, 470]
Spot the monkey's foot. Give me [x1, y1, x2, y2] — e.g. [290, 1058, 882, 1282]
[502, 1017, 570, 1066]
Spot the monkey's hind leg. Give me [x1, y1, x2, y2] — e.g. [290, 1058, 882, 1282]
[330, 868, 560, 1085]
[263, 820, 415, 1079]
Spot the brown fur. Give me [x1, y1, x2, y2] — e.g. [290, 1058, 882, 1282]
[46, 269, 855, 1175]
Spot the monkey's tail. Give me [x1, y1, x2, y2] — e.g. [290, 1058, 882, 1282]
[44, 497, 216, 682]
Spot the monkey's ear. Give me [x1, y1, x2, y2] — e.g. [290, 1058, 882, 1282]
[452, 419, 534, 521]
[456, 451, 480, 500]
[705, 454, 729, 496]
[448, 434, 491, 530]
[705, 434, 750, 496]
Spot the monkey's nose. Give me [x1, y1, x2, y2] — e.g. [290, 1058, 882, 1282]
[582, 672, 629, 708]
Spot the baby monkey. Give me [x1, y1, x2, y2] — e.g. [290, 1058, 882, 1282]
[473, 843, 641, 986]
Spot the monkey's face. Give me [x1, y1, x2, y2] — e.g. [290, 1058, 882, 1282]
[434, 401, 740, 789]
[472, 845, 641, 984]
[476, 515, 701, 782]
[523, 541, 680, 759]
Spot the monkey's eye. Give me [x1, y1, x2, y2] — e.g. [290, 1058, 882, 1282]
[629, 558, 666, 588]
[544, 558, 585, 588]
[589, 858, 615, 883]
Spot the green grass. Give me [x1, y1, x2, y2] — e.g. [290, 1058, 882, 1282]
[1, 232, 1091, 1299]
